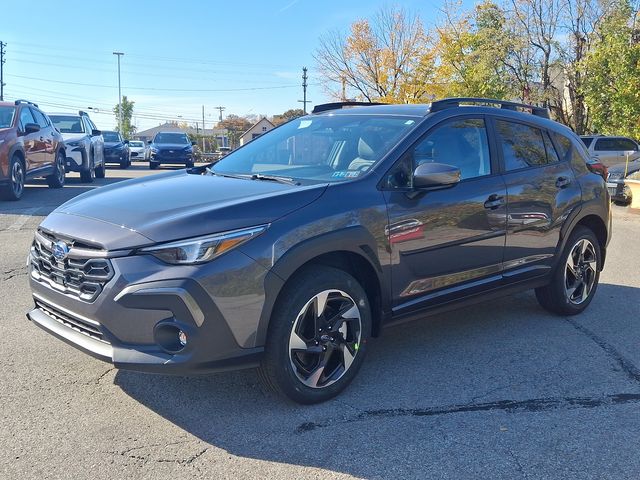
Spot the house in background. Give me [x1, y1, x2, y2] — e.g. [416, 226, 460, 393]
[239, 117, 275, 146]
[135, 122, 228, 150]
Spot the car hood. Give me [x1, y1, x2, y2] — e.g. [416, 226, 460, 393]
[46, 170, 327, 249]
[104, 142, 125, 148]
[61, 133, 86, 143]
[152, 143, 191, 149]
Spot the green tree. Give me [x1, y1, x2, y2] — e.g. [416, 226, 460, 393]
[113, 96, 136, 139]
[582, 1, 640, 138]
[272, 108, 304, 125]
[218, 114, 252, 148]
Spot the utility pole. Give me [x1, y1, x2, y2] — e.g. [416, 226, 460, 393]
[215, 106, 225, 122]
[0, 42, 6, 102]
[297, 67, 310, 114]
[202, 105, 206, 151]
[113, 52, 124, 133]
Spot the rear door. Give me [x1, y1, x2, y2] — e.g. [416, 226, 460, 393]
[31, 108, 55, 167]
[494, 118, 582, 280]
[383, 116, 507, 313]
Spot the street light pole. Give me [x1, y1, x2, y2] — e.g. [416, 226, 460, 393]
[113, 52, 124, 133]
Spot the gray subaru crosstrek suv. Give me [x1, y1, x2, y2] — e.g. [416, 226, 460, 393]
[28, 99, 611, 404]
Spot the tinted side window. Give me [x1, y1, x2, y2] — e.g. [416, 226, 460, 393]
[598, 137, 637, 151]
[31, 108, 49, 128]
[581, 137, 594, 148]
[617, 138, 638, 151]
[496, 120, 547, 170]
[19, 107, 36, 129]
[413, 118, 491, 180]
[543, 132, 560, 164]
[551, 132, 573, 163]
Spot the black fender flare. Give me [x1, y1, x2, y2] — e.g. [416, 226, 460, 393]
[254, 225, 387, 346]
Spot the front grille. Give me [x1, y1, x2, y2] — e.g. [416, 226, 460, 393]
[35, 299, 108, 343]
[608, 186, 617, 196]
[30, 231, 114, 302]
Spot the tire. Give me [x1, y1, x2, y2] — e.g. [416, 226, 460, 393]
[258, 266, 372, 404]
[120, 160, 128, 169]
[46, 150, 66, 189]
[0, 155, 26, 201]
[80, 151, 95, 183]
[535, 226, 601, 316]
[150, 161, 159, 170]
[95, 161, 106, 179]
[186, 161, 194, 169]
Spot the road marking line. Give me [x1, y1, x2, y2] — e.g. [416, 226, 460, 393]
[6, 207, 41, 231]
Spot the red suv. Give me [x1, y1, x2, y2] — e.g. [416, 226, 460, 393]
[0, 99, 66, 201]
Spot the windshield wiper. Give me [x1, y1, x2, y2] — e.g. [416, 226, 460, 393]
[250, 174, 299, 185]
[206, 168, 299, 185]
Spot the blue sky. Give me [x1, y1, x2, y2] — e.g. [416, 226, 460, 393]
[1, 0, 472, 132]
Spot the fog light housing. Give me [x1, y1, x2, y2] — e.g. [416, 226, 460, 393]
[154, 323, 189, 354]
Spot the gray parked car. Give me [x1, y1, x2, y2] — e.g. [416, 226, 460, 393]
[27, 98, 611, 404]
[580, 135, 640, 167]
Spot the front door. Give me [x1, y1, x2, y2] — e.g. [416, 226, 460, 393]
[18, 107, 43, 170]
[383, 116, 507, 314]
[493, 118, 582, 280]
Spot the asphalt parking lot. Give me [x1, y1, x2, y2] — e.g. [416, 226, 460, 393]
[1, 164, 639, 479]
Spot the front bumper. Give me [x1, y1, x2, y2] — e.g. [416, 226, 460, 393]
[64, 147, 87, 172]
[607, 181, 631, 202]
[104, 149, 127, 163]
[150, 152, 193, 164]
[27, 244, 271, 374]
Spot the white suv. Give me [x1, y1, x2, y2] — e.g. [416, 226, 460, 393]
[580, 135, 640, 168]
[49, 111, 105, 182]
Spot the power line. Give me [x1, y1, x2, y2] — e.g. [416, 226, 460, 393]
[6, 74, 308, 92]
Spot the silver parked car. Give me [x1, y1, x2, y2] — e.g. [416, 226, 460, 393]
[128, 140, 146, 161]
[49, 111, 105, 182]
[580, 135, 640, 168]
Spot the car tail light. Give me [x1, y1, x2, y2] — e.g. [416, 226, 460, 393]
[587, 161, 608, 181]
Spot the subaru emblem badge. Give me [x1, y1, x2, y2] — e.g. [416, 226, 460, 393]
[52, 241, 69, 262]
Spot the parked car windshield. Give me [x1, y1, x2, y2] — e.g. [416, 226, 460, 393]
[129, 141, 144, 147]
[0, 106, 16, 129]
[213, 115, 418, 183]
[154, 133, 189, 144]
[50, 115, 84, 134]
[102, 132, 121, 142]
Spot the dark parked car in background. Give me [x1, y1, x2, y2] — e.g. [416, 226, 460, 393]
[0, 99, 66, 201]
[147, 132, 195, 169]
[27, 98, 611, 404]
[102, 131, 130, 169]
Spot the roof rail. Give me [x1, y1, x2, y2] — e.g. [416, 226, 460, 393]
[312, 101, 388, 114]
[430, 97, 549, 119]
[14, 99, 39, 108]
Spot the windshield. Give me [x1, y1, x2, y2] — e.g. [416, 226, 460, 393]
[213, 115, 418, 183]
[129, 141, 144, 147]
[102, 132, 121, 142]
[581, 136, 594, 147]
[154, 133, 189, 144]
[50, 115, 84, 134]
[0, 106, 16, 129]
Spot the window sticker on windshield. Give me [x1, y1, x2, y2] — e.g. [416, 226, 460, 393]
[298, 120, 312, 129]
[332, 171, 362, 179]
[405, 120, 415, 125]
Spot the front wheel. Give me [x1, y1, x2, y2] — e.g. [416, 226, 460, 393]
[0, 156, 25, 201]
[258, 266, 371, 404]
[80, 152, 95, 183]
[535, 226, 601, 315]
[149, 161, 159, 170]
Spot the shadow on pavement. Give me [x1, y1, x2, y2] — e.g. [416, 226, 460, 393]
[114, 283, 640, 477]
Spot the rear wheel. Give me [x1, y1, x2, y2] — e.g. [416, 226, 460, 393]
[46, 150, 66, 189]
[535, 226, 601, 315]
[258, 266, 371, 404]
[0, 156, 25, 201]
[80, 151, 95, 183]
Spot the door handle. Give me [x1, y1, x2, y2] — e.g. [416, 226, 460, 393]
[484, 194, 505, 210]
[556, 176, 571, 188]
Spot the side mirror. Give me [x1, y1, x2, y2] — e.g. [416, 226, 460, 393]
[147, 140, 152, 145]
[92, 129, 102, 136]
[191, 141, 197, 146]
[23, 123, 40, 134]
[413, 162, 461, 188]
[124, 139, 130, 144]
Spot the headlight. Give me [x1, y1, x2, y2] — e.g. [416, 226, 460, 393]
[139, 225, 268, 265]
[150, 147, 158, 153]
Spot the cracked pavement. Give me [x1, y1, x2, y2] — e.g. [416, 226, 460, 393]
[1, 166, 640, 479]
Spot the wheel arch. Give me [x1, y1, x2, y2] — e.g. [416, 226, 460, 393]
[255, 227, 388, 347]
[558, 200, 610, 270]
